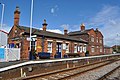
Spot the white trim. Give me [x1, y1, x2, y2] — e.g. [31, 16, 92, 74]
[65, 41, 69, 44]
[47, 42, 52, 53]
[0, 54, 119, 72]
[47, 39, 53, 42]
[74, 43, 77, 45]
[79, 43, 83, 45]
[56, 40, 63, 43]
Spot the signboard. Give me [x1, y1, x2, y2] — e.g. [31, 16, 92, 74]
[0, 48, 5, 59]
[27, 37, 36, 41]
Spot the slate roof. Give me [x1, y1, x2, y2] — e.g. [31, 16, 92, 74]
[68, 29, 92, 35]
[17, 26, 88, 43]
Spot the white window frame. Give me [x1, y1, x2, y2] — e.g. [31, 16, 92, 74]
[91, 37, 94, 42]
[77, 46, 80, 52]
[80, 45, 82, 53]
[100, 46, 102, 52]
[31, 40, 36, 50]
[83, 45, 86, 53]
[66, 43, 69, 53]
[97, 46, 99, 52]
[96, 37, 98, 43]
[47, 42, 52, 53]
[74, 44, 77, 53]
[91, 46, 95, 53]
[62, 43, 66, 50]
[100, 39, 102, 43]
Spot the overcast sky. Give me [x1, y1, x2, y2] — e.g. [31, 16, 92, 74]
[0, 0, 120, 46]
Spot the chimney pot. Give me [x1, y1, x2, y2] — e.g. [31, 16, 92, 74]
[64, 29, 68, 35]
[42, 19, 48, 31]
[80, 23, 85, 31]
[14, 6, 20, 26]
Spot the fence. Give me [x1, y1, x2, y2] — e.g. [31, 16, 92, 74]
[0, 48, 20, 62]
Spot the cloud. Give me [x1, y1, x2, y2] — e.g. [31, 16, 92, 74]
[60, 24, 69, 30]
[40, 28, 63, 34]
[88, 5, 120, 46]
[51, 8, 54, 14]
[59, 5, 120, 46]
[47, 29, 63, 34]
[50, 5, 59, 16]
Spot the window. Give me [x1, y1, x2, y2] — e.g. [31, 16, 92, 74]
[91, 36, 94, 42]
[97, 46, 99, 52]
[96, 37, 98, 43]
[74, 44, 77, 53]
[80, 45, 82, 52]
[31, 41, 36, 50]
[100, 46, 102, 52]
[48, 42, 52, 53]
[100, 39, 102, 43]
[77, 46, 80, 52]
[83, 45, 86, 52]
[66, 43, 69, 53]
[56, 43, 62, 53]
[91, 46, 95, 52]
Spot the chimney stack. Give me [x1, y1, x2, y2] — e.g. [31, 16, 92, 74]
[64, 29, 68, 35]
[14, 6, 20, 26]
[80, 23, 85, 31]
[42, 19, 48, 31]
[96, 28, 98, 31]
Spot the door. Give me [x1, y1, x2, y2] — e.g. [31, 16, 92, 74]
[55, 43, 62, 58]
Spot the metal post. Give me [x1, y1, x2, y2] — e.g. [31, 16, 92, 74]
[116, 34, 119, 53]
[30, 0, 34, 51]
[0, 3, 4, 47]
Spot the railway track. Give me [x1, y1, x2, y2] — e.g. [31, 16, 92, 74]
[97, 65, 120, 80]
[19, 58, 119, 80]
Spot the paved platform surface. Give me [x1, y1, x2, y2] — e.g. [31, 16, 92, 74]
[0, 61, 27, 68]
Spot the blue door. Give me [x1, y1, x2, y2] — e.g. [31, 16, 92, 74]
[55, 43, 62, 58]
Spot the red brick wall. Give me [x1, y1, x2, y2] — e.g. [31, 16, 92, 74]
[52, 39, 56, 58]
[44, 38, 48, 52]
[21, 37, 29, 59]
[104, 48, 113, 54]
[62, 41, 66, 56]
[69, 29, 104, 56]
[8, 25, 87, 59]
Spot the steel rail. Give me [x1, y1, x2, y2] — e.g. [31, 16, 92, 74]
[19, 59, 119, 80]
[97, 65, 120, 80]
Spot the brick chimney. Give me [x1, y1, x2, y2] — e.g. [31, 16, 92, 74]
[96, 28, 98, 31]
[64, 29, 68, 35]
[14, 6, 20, 26]
[80, 23, 85, 31]
[42, 19, 48, 31]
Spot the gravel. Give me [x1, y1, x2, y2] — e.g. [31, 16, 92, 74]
[104, 67, 120, 80]
[69, 60, 120, 80]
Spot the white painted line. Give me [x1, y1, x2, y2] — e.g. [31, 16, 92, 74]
[0, 54, 119, 72]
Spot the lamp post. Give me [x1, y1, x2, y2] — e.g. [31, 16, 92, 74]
[30, 0, 34, 52]
[0, 3, 5, 47]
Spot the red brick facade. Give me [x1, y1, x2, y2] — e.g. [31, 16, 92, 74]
[104, 47, 113, 54]
[69, 24, 104, 56]
[8, 7, 88, 60]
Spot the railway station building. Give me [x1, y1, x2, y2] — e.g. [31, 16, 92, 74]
[8, 7, 88, 60]
[68, 24, 104, 55]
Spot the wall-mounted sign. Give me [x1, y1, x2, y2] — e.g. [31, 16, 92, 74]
[62, 44, 66, 50]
